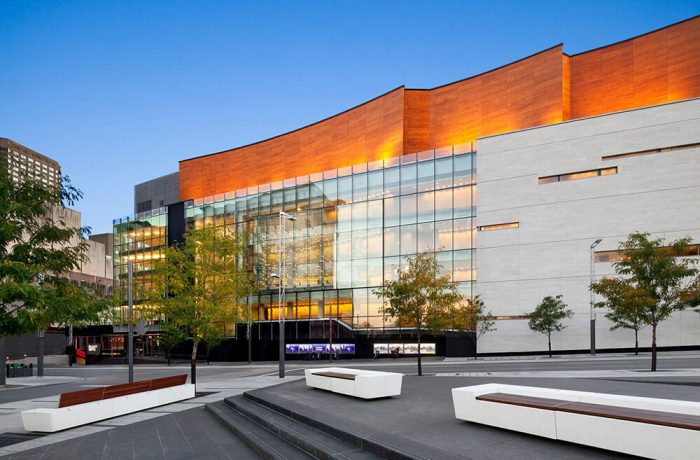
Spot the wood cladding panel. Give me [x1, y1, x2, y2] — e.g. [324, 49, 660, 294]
[571, 16, 700, 119]
[427, 46, 565, 149]
[403, 90, 430, 153]
[179, 88, 405, 200]
[562, 55, 571, 120]
[179, 17, 700, 201]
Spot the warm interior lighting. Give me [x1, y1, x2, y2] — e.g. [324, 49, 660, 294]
[478, 222, 519, 232]
[539, 166, 617, 184]
[602, 142, 700, 161]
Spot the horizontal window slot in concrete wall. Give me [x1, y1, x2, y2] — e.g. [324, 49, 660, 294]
[595, 244, 700, 263]
[492, 315, 530, 320]
[478, 222, 519, 232]
[602, 142, 700, 161]
[538, 167, 617, 184]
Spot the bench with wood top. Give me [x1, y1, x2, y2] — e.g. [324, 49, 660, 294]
[22, 374, 194, 433]
[57, 374, 188, 408]
[452, 383, 700, 460]
[305, 367, 402, 399]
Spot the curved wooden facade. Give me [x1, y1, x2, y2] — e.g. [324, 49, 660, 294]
[180, 15, 700, 201]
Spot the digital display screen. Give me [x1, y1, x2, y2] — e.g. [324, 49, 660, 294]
[285, 343, 355, 354]
[373, 343, 436, 355]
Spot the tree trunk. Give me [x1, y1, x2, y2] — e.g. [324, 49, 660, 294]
[37, 330, 44, 377]
[547, 332, 552, 358]
[0, 337, 6, 386]
[634, 329, 639, 356]
[167, 351, 171, 366]
[247, 322, 252, 365]
[416, 330, 422, 376]
[191, 339, 198, 387]
[651, 324, 657, 372]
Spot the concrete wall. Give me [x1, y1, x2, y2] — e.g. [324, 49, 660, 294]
[476, 98, 700, 353]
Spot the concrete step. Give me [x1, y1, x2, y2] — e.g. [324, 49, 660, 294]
[226, 395, 381, 460]
[242, 392, 427, 460]
[205, 400, 313, 460]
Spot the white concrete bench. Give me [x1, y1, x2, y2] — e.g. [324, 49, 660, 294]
[22, 375, 194, 433]
[304, 367, 403, 399]
[452, 383, 700, 460]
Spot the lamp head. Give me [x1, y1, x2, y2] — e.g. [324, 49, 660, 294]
[591, 238, 603, 249]
[280, 211, 296, 221]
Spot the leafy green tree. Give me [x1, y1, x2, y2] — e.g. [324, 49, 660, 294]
[451, 295, 496, 359]
[591, 232, 700, 371]
[0, 167, 109, 380]
[591, 277, 650, 355]
[159, 320, 186, 366]
[373, 251, 462, 376]
[528, 295, 573, 357]
[147, 227, 255, 386]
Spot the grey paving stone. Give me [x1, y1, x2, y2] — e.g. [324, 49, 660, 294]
[133, 421, 165, 460]
[103, 423, 135, 460]
[245, 375, 661, 460]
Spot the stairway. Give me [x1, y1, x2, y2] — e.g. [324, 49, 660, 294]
[206, 392, 421, 459]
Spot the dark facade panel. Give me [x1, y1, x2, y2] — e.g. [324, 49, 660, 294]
[134, 172, 180, 214]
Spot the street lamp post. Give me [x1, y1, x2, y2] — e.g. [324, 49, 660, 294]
[590, 239, 602, 356]
[128, 261, 134, 382]
[247, 293, 252, 365]
[277, 211, 296, 379]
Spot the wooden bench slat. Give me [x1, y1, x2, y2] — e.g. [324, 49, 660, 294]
[476, 393, 570, 410]
[477, 392, 700, 432]
[58, 387, 106, 408]
[557, 401, 700, 432]
[151, 374, 188, 390]
[103, 381, 153, 399]
[312, 371, 356, 381]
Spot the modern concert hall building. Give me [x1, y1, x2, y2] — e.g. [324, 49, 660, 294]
[113, 16, 700, 359]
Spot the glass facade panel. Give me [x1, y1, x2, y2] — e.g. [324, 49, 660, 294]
[367, 200, 382, 229]
[384, 197, 400, 227]
[338, 176, 352, 205]
[417, 222, 434, 252]
[353, 173, 368, 202]
[400, 224, 417, 255]
[435, 157, 452, 189]
[417, 161, 434, 192]
[384, 227, 400, 257]
[400, 194, 417, 225]
[434, 188, 452, 221]
[453, 186, 473, 218]
[435, 220, 453, 251]
[417, 191, 434, 223]
[367, 170, 383, 200]
[400, 163, 417, 195]
[384, 168, 400, 197]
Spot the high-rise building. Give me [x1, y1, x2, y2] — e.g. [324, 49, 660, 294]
[114, 16, 700, 358]
[1, 139, 114, 359]
[0, 138, 61, 189]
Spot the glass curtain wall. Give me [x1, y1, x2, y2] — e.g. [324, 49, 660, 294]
[113, 145, 477, 337]
[113, 209, 168, 326]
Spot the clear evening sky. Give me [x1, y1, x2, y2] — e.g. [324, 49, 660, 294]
[1, 1, 698, 234]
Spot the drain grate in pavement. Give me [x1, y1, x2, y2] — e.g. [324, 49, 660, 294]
[0, 432, 44, 448]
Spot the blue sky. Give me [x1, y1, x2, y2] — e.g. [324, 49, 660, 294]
[1, 1, 698, 234]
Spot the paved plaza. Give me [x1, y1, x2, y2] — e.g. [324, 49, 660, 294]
[0, 352, 699, 458]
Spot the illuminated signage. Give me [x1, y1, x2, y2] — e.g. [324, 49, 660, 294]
[373, 343, 436, 355]
[285, 343, 355, 354]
